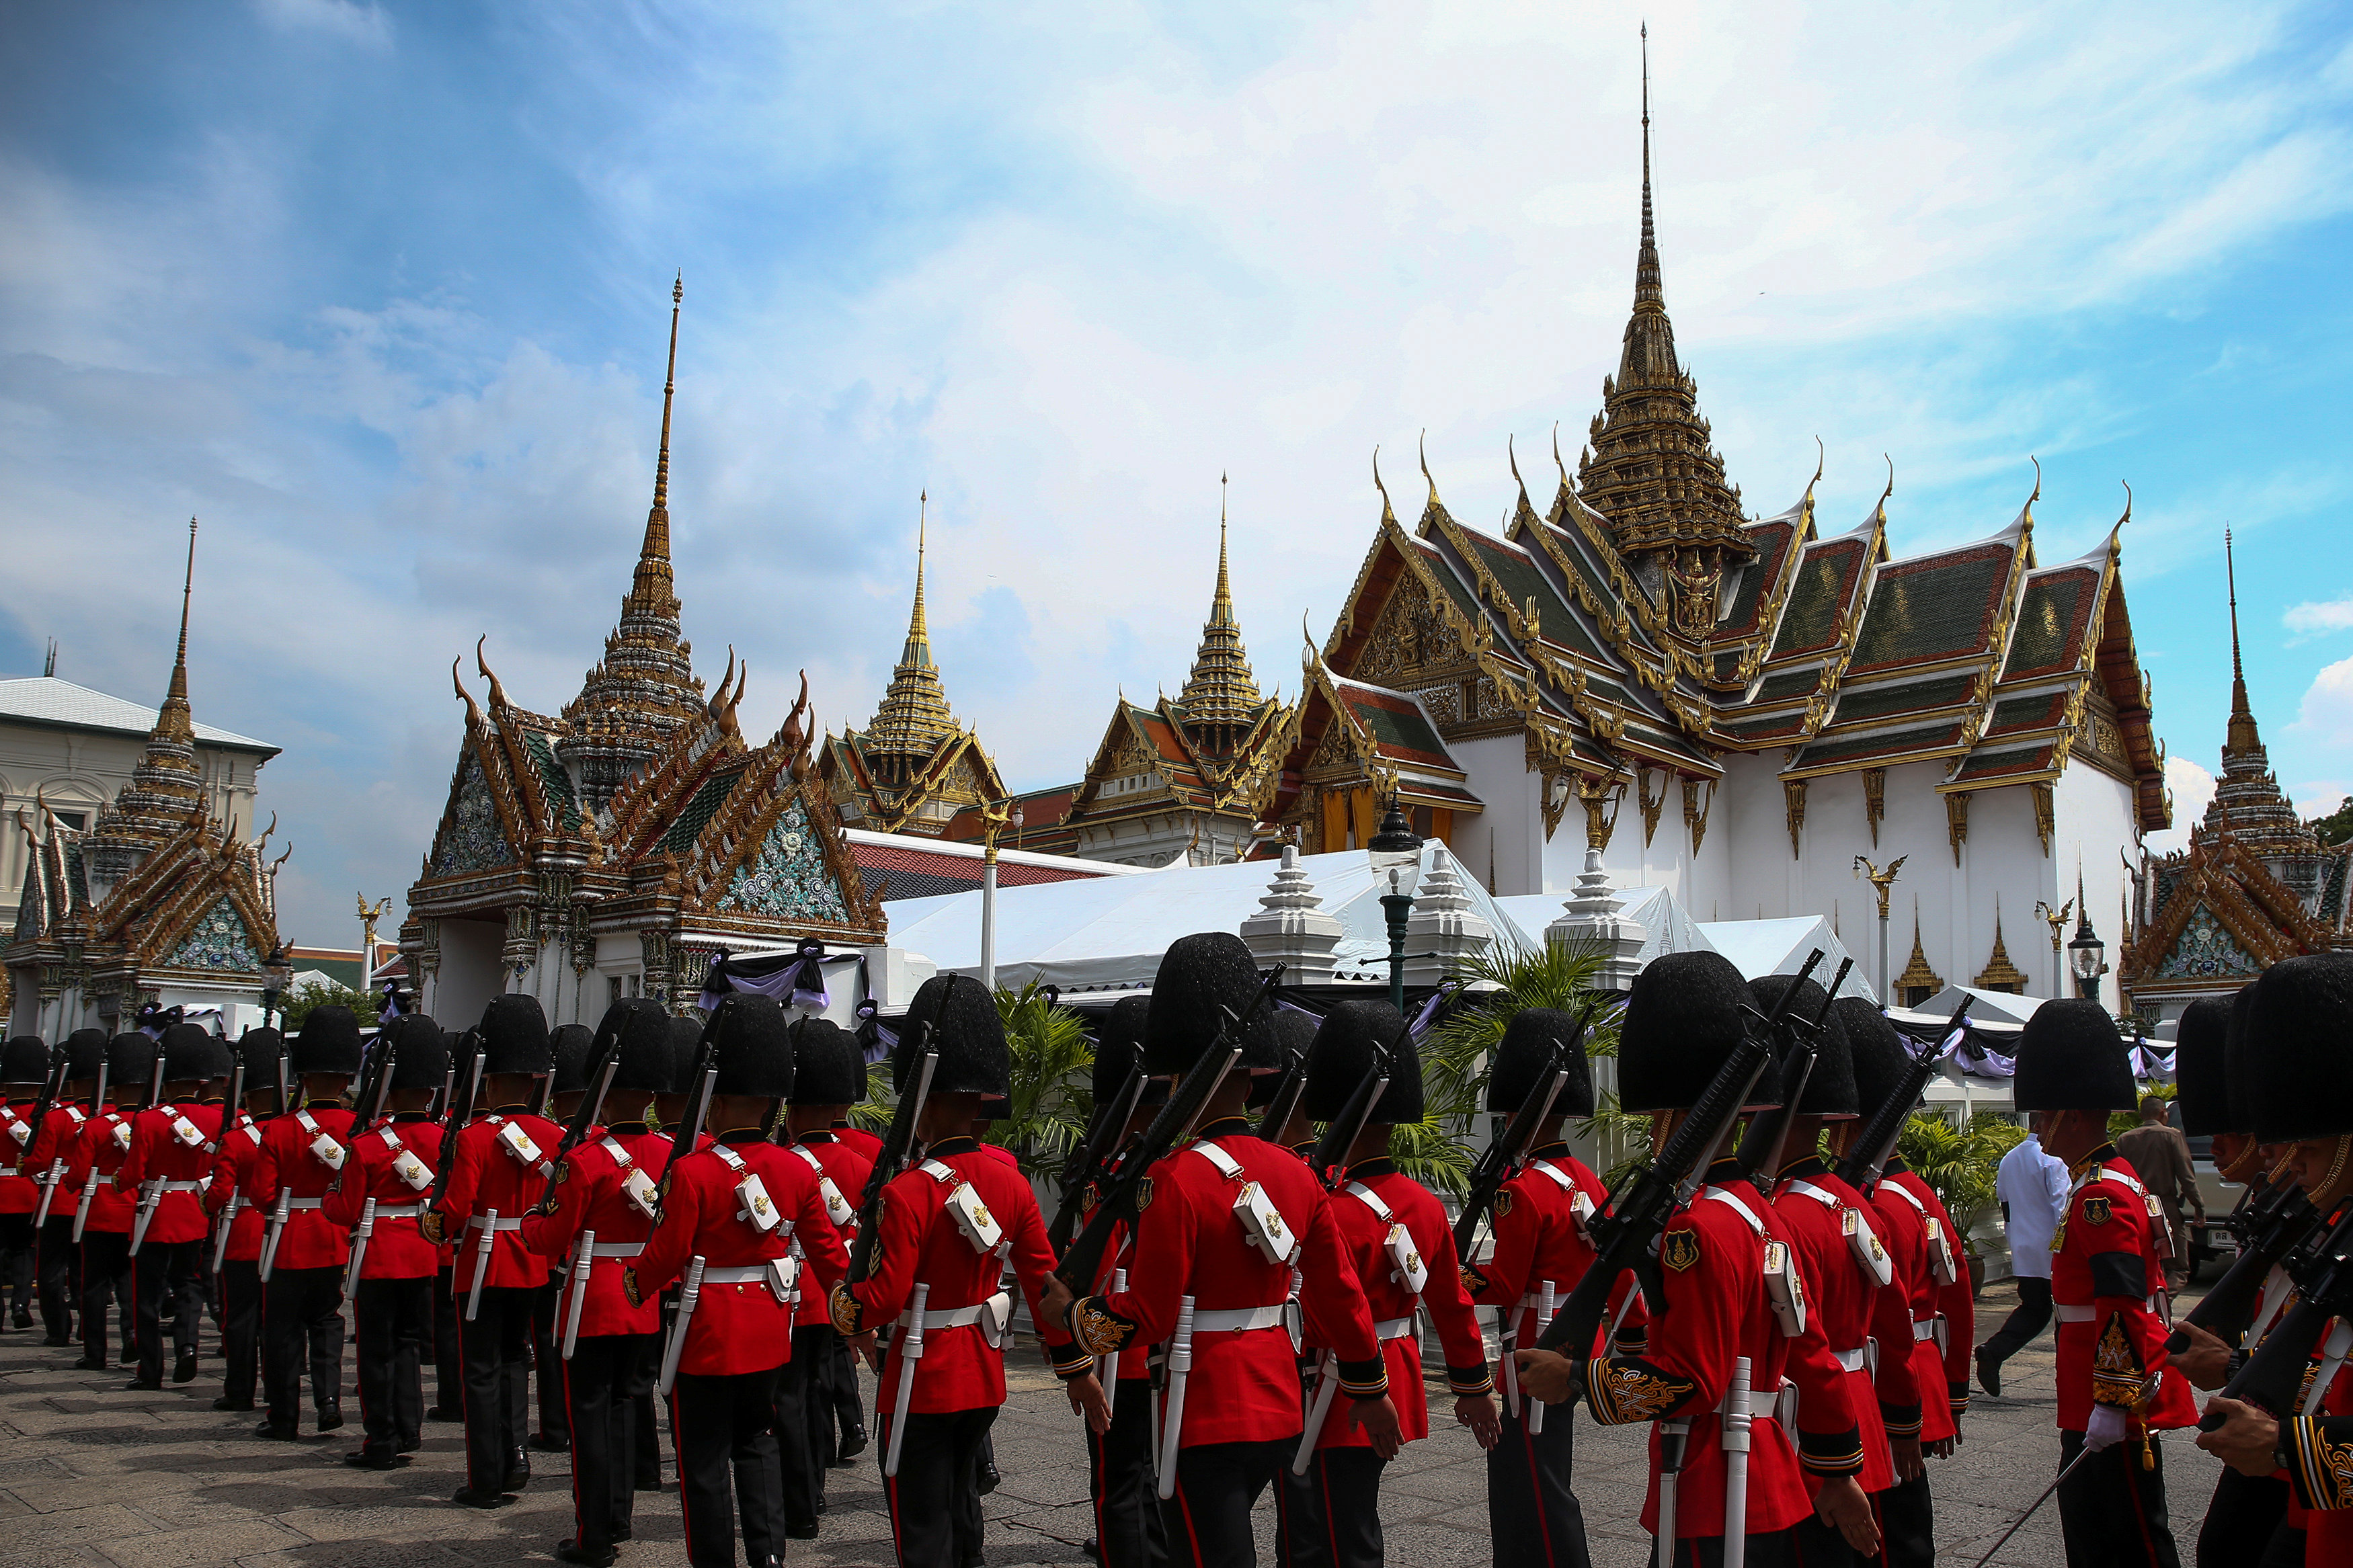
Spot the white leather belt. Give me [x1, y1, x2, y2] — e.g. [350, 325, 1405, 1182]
[1373, 1316, 1417, 1341]
[590, 1241, 644, 1259]
[703, 1265, 776, 1285]
[287, 1198, 324, 1211]
[1833, 1347, 1868, 1372]
[1911, 1319, 1939, 1340]
[1193, 1304, 1287, 1334]
[156, 1180, 206, 1194]
[900, 1301, 996, 1331]
[467, 1215, 523, 1232]
[372, 1204, 424, 1219]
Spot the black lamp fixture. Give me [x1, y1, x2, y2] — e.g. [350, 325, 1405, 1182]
[260, 944, 294, 1028]
[2067, 905, 2106, 1003]
[1367, 795, 1423, 1013]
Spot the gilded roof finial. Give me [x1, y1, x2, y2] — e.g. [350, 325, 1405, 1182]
[2224, 526, 2260, 755]
[1508, 433, 1524, 495]
[1179, 474, 1263, 733]
[1876, 454, 1894, 524]
[1636, 22, 1662, 312]
[644, 275, 682, 565]
[150, 516, 200, 747]
[862, 491, 959, 762]
[2116, 479, 2132, 531]
[2027, 454, 2042, 505]
[908, 493, 931, 655]
[1553, 421, 1569, 491]
[1419, 429, 1438, 505]
[1372, 446, 1394, 522]
[1807, 436, 1824, 497]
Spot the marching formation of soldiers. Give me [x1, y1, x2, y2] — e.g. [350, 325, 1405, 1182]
[1, 934, 2350, 1567]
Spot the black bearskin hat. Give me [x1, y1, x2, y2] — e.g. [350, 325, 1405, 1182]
[2225, 985, 2261, 1136]
[235, 1026, 284, 1077]
[1301, 1000, 1422, 1126]
[711, 995, 795, 1100]
[549, 1024, 594, 1096]
[1486, 1007, 1596, 1118]
[477, 994, 552, 1076]
[2244, 953, 2353, 1143]
[1246, 1006, 1318, 1110]
[290, 1005, 364, 1077]
[1747, 977, 1857, 1118]
[786, 1017, 867, 1106]
[2172, 996, 2237, 1138]
[1835, 998, 1913, 1121]
[106, 1032, 157, 1093]
[161, 1022, 229, 1085]
[669, 1013, 706, 1095]
[1618, 950, 1754, 1114]
[385, 1016, 450, 1093]
[63, 1028, 110, 1083]
[1144, 932, 1278, 1077]
[898, 975, 1008, 1098]
[1, 1036, 48, 1085]
[588, 999, 678, 1096]
[2012, 997, 2135, 1114]
[1096, 995, 1168, 1111]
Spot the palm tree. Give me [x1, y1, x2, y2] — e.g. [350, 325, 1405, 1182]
[984, 981, 1095, 1176]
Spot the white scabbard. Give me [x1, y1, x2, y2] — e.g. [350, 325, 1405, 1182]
[128, 1179, 163, 1255]
[464, 1206, 498, 1321]
[1156, 1294, 1197, 1500]
[1657, 1417, 1691, 1568]
[257, 1189, 292, 1280]
[210, 1195, 241, 1273]
[1499, 1309, 1522, 1420]
[342, 1197, 376, 1297]
[71, 1174, 98, 1243]
[1721, 1354, 1754, 1568]
[562, 1231, 595, 1360]
[1291, 1350, 1339, 1475]
[32, 1159, 65, 1228]
[2307, 1318, 2353, 1413]
[1527, 1280, 1558, 1436]
[884, 1282, 929, 1478]
[1093, 1266, 1125, 1386]
[656, 1255, 706, 1397]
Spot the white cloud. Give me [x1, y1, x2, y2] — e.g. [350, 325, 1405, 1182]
[2286, 599, 2353, 641]
[2143, 756, 2217, 856]
[2295, 653, 2353, 749]
[251, 0, 391, 48]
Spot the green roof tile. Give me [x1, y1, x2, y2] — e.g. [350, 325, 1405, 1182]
[1851, 547, 2007, 671]
[1793, 721, 1962, 769]
[1769, 541, 1864, 658]
[2002, 573, 2089, 680]
[662, 768, 744, 854]
[1832, 674, 1975, 725]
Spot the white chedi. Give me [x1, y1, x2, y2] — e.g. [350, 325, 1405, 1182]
[1239, 844, 1345, 982]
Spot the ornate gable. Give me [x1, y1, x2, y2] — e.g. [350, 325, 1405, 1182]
[717, 799, 850, 924]
[2151, 904, 2260, 983]
[161, 896, 262, 973]
[429, 751, 518, 878]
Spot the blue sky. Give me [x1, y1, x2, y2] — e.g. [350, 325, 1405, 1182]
[5, 0, 2353, 948]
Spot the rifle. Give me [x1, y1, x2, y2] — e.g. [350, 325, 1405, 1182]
[1834, 992, 1975, 1195]
[69, 1056, 112, 1243]
[2201, 1198, 2353, 1430]
[336, 1036, 401, 1288]
[1732, 956, 1853, 1183]
[144, 1046, 167, 1113]
[1533, 950, 1825, 1362]
[1054, 964, 1281, 1291]
[2166, 1173, 2321, 1354]
[1300, 1020, 1400, 1192]
[426, 1034, 489, 1217]
[205, 1055, 248, 1273]
[534, 1026, 623, 1210]
[653, 1000, 730, 1190]
[1452, 1004, 1596, 1256]
[847, 1039, 935, 1285]
[1047, 1060, 1147, 1256]
[1251, 1021, 1318, 1144]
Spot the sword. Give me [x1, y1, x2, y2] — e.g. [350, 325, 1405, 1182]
[561, 1230, 594, 1360]
[1656, 1419, 1691, 1568]
[885, 1282, 930, 1478]
[257, 1189, 292, 1280]
[71, 1161, 99, 1242]
[655, 1255, 706, 1397]
[342, 1197, 377, 1296]
[32, 1158, 67, 1228]
[464, 1206, 498, 1321]
[1291, 1350, 1340, 1475]
[1721, 1355, 1754, 1568]
[1156, 1294, 1197, 1500]
[1527, 1279, 1558, 1436]
[1967, 1440, 2101, 1567]
[128, 1178, 163, 1254]
[211, 1194, 241, 1274]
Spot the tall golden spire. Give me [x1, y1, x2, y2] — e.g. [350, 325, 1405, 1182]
[1177, 474, 1265, 748]
[2225, 528, 2260, 756]
[1636, 22, 1661, 312]
[93, 518, 207, 849]
[863, 493, 958, 776]
[630, 273, 684, 623]
[156, 516, 198, 746]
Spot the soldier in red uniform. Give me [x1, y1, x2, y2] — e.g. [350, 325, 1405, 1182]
[71, 1032, 155, 1370]
[1284, 999, 1498, 1568]
[519, 999, 674, 1565]
[204, 1027, 282, 1411]
[1517, 950, 1878, 1567]
[249, 1005, 362, 1438]
[2015, 997, 2196, 1566]
[118, 1022, 231, 1389]
[0, 1036, 50, 1329]
[424, 993, 560, 1505]
[773, 1016, 873, 1536]
[1041, 932, 1400, 1568]
[829, 975, 1070, 1568]
[626, 995, 850, 1568]
[529, 1022, 595, 1457]
[323, 1014, 450, 1470]
[29, 1030, 107, 1347]
[1462, 1006, 1605, 1567]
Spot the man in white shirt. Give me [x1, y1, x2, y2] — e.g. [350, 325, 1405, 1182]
[1973, 1113, 2071, 1397]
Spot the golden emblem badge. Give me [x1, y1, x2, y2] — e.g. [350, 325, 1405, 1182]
[2083, 1195, 2112, 1227]
[1135, 1178, 1154, 1212]
[971, 1203, 992, 1228]
[1494, 1191, 1513, 1219]
[1661, 1229, 1700, 1273]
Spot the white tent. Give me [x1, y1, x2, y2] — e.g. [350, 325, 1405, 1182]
[1489, 884, 1719, 973]
[1695, 915, 1880, 1004]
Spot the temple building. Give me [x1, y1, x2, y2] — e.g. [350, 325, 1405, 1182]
[2120, 538, 2352, 1024]
[1258, 72, 2169, 1014]
[400, 284, 895, 1026]
[817, 507, 1010, 838]
[7, 523, 290, 1036]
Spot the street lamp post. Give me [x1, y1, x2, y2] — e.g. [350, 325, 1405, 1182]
[978, 802, 1023, 991]
[1366, 796, 1423, 1015]
[260, 945, 294, 1031]
[2068, 905, 2108, 1003]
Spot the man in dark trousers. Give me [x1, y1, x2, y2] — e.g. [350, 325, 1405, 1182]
[71, 1032, 153, 1370]
[0, 1036, 52, 1329]
[774, 1016, 871, 1538]
[626, 995, 850, 1568]
[204, 1028, 281, 1411]
[250, 1005, 362, 1437]
[323, 1014, 449, 1469]
[520, 999, 674, 1565]
[530, 1022, 594, 1456]
[424, 993, 559, 1508]
[29, 1030, 108, 1347]
[2116, 1095, 2201, 1294]
[118, 1022, 231, 1389]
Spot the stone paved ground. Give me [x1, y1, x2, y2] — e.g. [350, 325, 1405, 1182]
[0, 1278, 2223, 1567]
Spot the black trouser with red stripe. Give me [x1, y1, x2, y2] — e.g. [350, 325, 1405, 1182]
[0, 1212, 35, 1322]
[671, 1362, 786, 1568]
[79, 1229, 132, 1364]
[262, 1264, 345, 1427]
[130, 1237, 202, 1383]
[565, 1331, 655, 1552]
[530, 1270, 569, 1442]
[1277, 1445, 1385, 1568]
[1160, 1438, 1289, 1568]
[1088, 1376, 1164, 1568]
[1488, 1388, 1593, 1567]
[36, 1216, 77, 1341]
[2057, 1427, 2182, 1568]
[882, 1405, 994, 1568]
[776, 1323, 830, 1532]
[458, 1283, 532, 1492]
[217, 1259, 260, 1403]
[352, 1274, 431, 1458]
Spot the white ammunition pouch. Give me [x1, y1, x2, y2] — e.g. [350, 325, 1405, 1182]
[1883, 1180, 1959, 1286]
[112, 1118, 133, 1152]
[169, 1111, 206, 1149]
[1789, 1178, 1894, 1288]
[3, 1110, 28, 1149]
[713, 1145, 782, 1235]
[602, 1136, 660, 1219]
[1195, 1141, 1299, 1267]
[1706, 1186, 1806, 1337]
[1345, 1180, 1430, 1296]
[767, 1252, 799, 1306]
[490, 1116, 545, 1171]
[795, 1144, 857, 1229]
[296, 1109, 347, 1171]
[922, 1159, 1007, 1255]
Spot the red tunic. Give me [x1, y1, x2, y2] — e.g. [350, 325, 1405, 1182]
[628, 1130, 849, 1378]
[204, 1116, 270, 1262]
[1864, 1173, 1941, 1439]
[428, 1107, 561, 1289]
[520, 1124, 670, 1336]
[1060, 1117, 1386, 1448]
[832, 1136, 1064, 1414]
[2048, 1148, 2196, 1433]
[322, 1114, 448, 1280]
[250, 1103, 360, 1271]
[784, 1132, 869, 1330]
[22, 1103, 89, 1221]
[1466, 1145, 1605, 1362]
[1313, 1160, 1492, 1450]
[1772, 1159, 1896, 1493]
[832, 1124, 883, 1164]
[69, 1109, 138, 1234]
[0, 1098, 40, 1214]
[116, 1102, 224, 1245]
[1582, 1173, 1819, 1541]
[1881, 1162, 1978, 1428]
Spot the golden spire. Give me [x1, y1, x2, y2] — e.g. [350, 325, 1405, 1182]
[2225, 527, 2260, 756]
[1636, 22, 1661, 312]
[904, 491, 932, 663]
[863, 493, 958, 772]
[1178, 474, 1263, 745]
[95, 518, 207, 848]
[155, 517, 198, 746]
[630, 273, 684, 622]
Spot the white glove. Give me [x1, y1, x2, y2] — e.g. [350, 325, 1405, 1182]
[2084, 1403, 2130, 1452]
